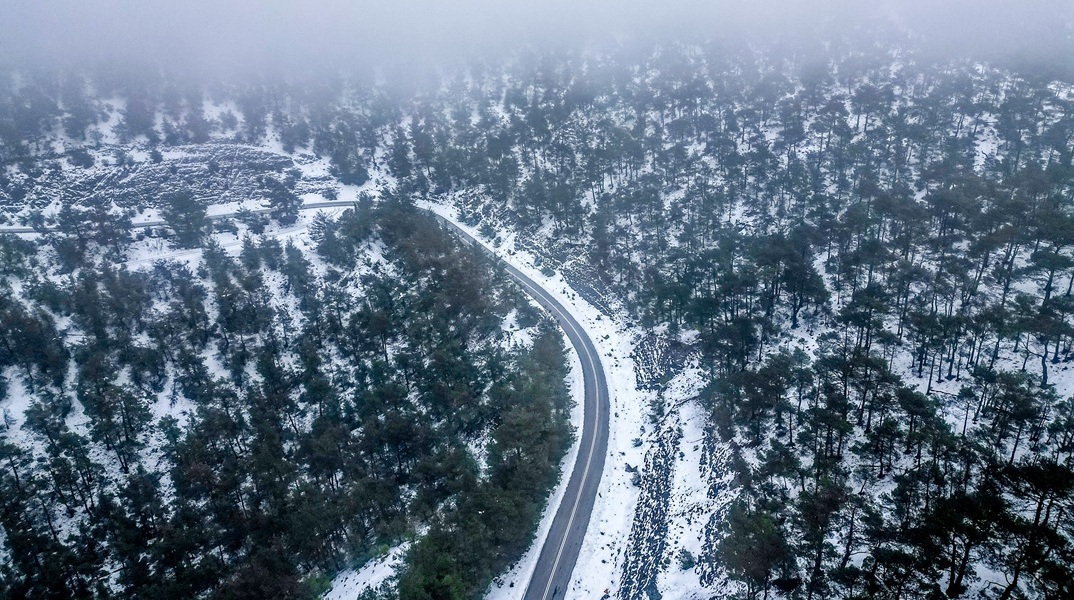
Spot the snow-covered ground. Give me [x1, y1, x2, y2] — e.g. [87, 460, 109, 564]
[325, 544, 409, 600]
[0, 131, 725, 598]
[656, 381, 737, 599]
[323, 314, 589, 600]
[419, 201, 658, 599]
[486, 336, 583, 599]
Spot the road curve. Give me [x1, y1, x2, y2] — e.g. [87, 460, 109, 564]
[1, 200, 612, 598]
[430, 213, 610, 600]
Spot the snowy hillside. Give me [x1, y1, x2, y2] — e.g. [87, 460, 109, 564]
[3, 32, 1074, 600]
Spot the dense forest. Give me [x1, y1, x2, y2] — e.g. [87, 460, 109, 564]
[0, 193, 572, 598]
[373, 43, 1074, 599]
[2, 28, 1074, 600]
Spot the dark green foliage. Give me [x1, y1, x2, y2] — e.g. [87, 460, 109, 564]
[0, 295, 67, 390]
[66, 147, 94, 169]
[60, 74, 98, 140]
[160, 189, 209, 248]
[334, 40, 1074, 600]
[0, 198, 570, 600]
[719, 504, 792, 599]
[0, 235, 36, 278]
[48, 195, 134, 269]
[122, 88, 159, 143]
[259, 175, 301, 226]
[397, 327, 571, 599]
[3, 32, 1074, 600]
[330, 145, 370, 187]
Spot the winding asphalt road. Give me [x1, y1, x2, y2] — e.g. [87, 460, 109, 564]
[430, 214, 610, 600]
[2, 201, 612, 598]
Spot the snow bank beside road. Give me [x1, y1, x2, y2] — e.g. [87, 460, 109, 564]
[418, 201, 653, 599]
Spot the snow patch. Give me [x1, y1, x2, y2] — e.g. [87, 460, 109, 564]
[325, 544, 409, 600]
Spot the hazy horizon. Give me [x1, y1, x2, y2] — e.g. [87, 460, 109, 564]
[1, 0, 1072, 76]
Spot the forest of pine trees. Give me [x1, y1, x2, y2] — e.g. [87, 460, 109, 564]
[2, 30, 1074, 599]
[370, 42, 1074, 598]
[0, 195, 572, 598]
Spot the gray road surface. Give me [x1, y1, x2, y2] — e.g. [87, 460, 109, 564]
[431, 215, 609, 600]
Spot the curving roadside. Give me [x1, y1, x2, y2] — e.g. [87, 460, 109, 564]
[429, 213, 610, 600]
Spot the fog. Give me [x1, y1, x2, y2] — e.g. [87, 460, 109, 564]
[1, 0, 1072, 74]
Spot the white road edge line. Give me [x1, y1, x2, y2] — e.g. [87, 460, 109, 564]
[514, 275, 601, 600]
